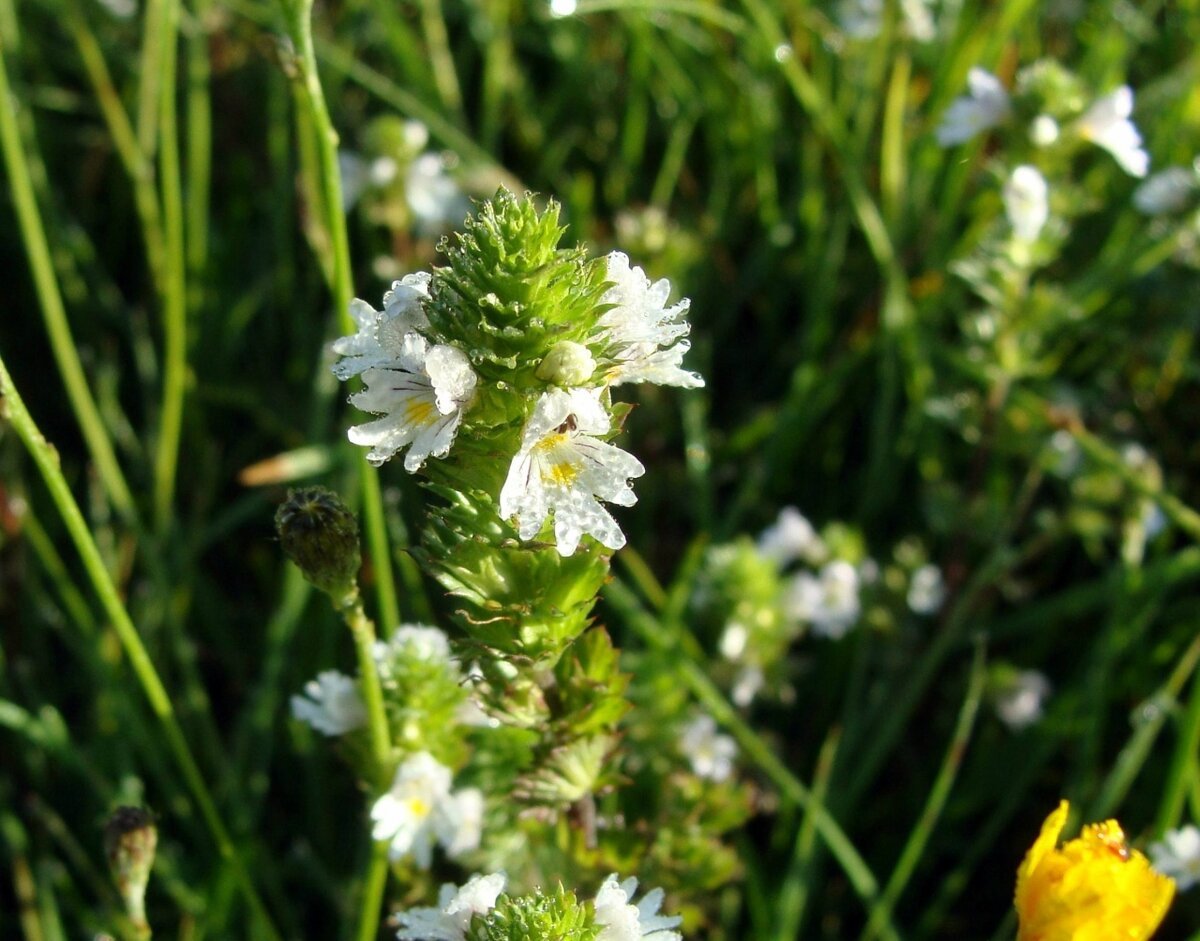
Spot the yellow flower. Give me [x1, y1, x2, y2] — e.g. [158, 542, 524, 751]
[1015, 800, 1175, 941]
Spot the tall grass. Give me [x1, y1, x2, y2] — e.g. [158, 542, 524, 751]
[2, 0, 1199, 937]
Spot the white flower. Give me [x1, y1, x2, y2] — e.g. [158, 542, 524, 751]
[1134, 166, 1197, 215]
[331, 274, 432, 380]
[1075, 86, 1149, 178]
[784, 561, 862, 638]
[370, 752, 484, 866]
[346, 334, 477, 471]
[906, 563, 946, 615]
[595, 252, 703, 389]
[406, 152, 468, 234]
[936, 68, 1012, 146]
[1003, 165, 1049, 243]
[499, 388, 645, 557]
[1029, 115, 1060, 147]
[679, 714, 737, 782]
[993, 669, 1051, 730]
[836, 0, 935, 42]
[442, 787, 484, 858]
[1149, 825, 1200, 890]
[290, 671, 366, 736]
[719, 621, 749, 660]
[731, 664, 765, 707]
[593, 875, 682, 941]
[757, 507, 825, 567]
[374, 623, 453, 670]
[396, 873, 507, 941]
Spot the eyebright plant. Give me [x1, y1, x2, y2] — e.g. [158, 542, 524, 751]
[277, 190, 735, 933]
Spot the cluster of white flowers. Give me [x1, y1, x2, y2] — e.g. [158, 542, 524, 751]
[394, 872, 681, 941]
[332, 252, 702, 558]
[290, 670, 367, 736]
[678, 714, 737, 783]
[936, 67, 1149, 178]
[370, 751, 483, 867]
[714, 508, 950, 705]
[1149, 825, 1200, 891]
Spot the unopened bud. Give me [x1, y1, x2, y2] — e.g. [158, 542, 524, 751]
[536, 341, 596, 386]
[275, 487, 361, 600]
[104, 807, 157, 938]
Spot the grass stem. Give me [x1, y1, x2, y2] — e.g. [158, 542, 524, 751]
[0, 355, 280, 940]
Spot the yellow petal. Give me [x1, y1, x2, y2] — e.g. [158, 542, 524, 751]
[1015, 801, 1175, 941]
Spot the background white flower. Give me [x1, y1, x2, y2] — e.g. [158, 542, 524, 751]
[370, 752, 483, 866]
[499, 388, 645, 556]
[594, 875, 682, 941]
[596, 252, 703, 389]
[679, 714, 737, 782]
[784, 561, 862, 638]
[1075, 86, 1149, 178]
[836, 0, 935, 42]
[407, 152, 469, 234]
[993, 669, 1051, 730]
[289, 670, 366, 736]
[346, 334, 476, 470]
[1003, 165, 1050, 243]
[396, 873, 507, 941]
[906, 563, 946, 615]
[1149, 825, 1200, 890]
[1134, 165, 1197, 215]
[936, 68, 1012, 146]
[1029, 115, 1060, 147]
[374, 623, 453, 668]
[757, 506, 825, 567]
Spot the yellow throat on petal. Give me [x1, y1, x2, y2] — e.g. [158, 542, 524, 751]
[534, 433, 581, 487]
[1015, 800, 1175, 941]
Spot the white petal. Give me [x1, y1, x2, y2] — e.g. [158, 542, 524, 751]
[426, 344, 477, 414]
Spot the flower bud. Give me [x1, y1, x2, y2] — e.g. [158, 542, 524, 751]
[104, 807, 157, 937]
[275, 487, 362, 600]
[535, 341, 596, 386]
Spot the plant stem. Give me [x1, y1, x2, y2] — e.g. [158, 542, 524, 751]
[0, 356, 280, 941]
[64, 0, 168, 297]
[355, 841, 391, 941]
[859, 641, 986, 941]
[339, 589, 393, 786]
[153, 0, 189, 531]
[0, 36, 137, 525]
[185, 0, 213, 298]
[283, 0, 399, 632]
[419, 0, 463, 117]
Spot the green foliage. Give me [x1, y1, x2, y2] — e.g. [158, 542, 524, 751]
[3, 0, 1200, 938]
[427, 190, 608, 401]
[467, 886, 599, 941]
